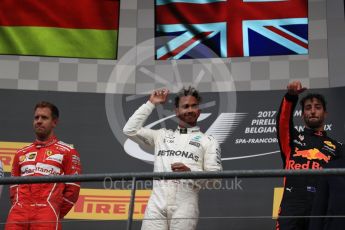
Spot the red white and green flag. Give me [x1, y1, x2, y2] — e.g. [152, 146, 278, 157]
[0, 0, 119, 59]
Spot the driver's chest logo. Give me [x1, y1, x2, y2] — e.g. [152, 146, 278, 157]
[163, 132, 175, 143]
[189, 135, 202, 148]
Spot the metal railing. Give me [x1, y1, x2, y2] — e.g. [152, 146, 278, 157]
[1, 169, 345, 230]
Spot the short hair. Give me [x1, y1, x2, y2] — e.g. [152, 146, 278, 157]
[34, 101, 59, 119]
[174, 86, 201, 108]
[300, 93, 327, 112]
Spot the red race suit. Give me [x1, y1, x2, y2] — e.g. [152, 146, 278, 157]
[5, 136, 81, 230]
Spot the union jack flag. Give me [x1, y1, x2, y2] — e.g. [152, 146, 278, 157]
[155, 0, 308, 60]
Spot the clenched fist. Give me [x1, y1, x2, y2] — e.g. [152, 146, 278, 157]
[287, 81, 307, 96]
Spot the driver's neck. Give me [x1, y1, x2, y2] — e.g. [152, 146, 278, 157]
[178, 122, 196, 129]
[306, 125, 324, 132]
[36, 132, 54, 142]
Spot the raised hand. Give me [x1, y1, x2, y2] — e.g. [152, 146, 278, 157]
[149, 88, 169, 105]
[287, 80, 307, 95]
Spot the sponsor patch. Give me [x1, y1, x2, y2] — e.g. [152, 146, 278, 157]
[26, 152, 37, 161]
[35, 163, 61, 176]
[21, 164, 36, 176]
[164, 138, 174, 143]
[57, 141, 74, 149]
[46, 154, 64, 164]
[45, 150, 53, 156]
[293, 148, 331, 163]
[189, 135, 202, 147]
[324, 141, 336, 150]
[191, 135, 202, 142]
[157, 149, 199, 162]
[189, 141, 200, 148]
[163, 132, 175, 143]
[72, 155, 81, 165]
[19, 155, 26, 163]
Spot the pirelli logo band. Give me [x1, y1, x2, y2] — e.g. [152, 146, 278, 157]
[65, 189, 151, 220]
[0, 141, 31, 172]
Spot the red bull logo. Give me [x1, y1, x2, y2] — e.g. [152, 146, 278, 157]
[293, 148, 331, 163]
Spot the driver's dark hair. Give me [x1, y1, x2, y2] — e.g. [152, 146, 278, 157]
[174, 86, 201, 108]
[34, 101, 59, 119]
[300, 93, 327, 112]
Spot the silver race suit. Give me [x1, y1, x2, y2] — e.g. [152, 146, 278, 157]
[123, 101, 222, 230]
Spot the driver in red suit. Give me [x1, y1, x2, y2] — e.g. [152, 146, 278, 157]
[6, 101, 82, 230]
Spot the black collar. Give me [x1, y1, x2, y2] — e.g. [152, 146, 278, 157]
[304, 127, 327, 136]
[177, 126, 200, 134]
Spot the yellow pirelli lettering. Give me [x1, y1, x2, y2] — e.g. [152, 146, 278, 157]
[272, 187, 284, 219]
[66, 189, 151, 220]
[0, 142, 31, 172]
